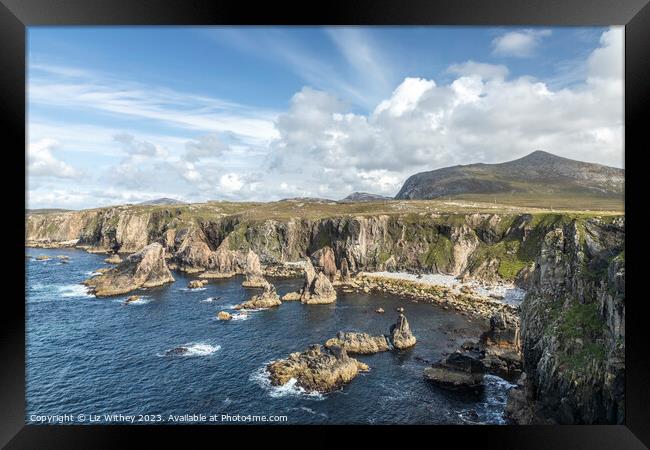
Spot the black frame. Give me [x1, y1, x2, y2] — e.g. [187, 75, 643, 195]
[2, 0, 649, 447]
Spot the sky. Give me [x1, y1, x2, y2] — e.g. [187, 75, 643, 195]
[27, 26, 624, 209]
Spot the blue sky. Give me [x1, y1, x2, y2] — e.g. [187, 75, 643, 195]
[27, 26, 623, 209]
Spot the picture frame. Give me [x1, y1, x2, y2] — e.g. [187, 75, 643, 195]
[2, 0, 648, 447]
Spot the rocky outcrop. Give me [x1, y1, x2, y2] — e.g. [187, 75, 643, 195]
[300, 259, 337, 304]
[281, 291, 301, 301]
[340, 258, 351, 281]
[480, 312, 522, 379]
[217, 311, 232, 321]
[506, 217, 625, 424]
[104, 254, 122, 264]
[389, 313, 417, 349]
[311, 246, 337, 281]
[234, 281, 281, 310]
[123, 295, 140, 305]
[84, 243, 174, 297]
[267, 344, 369, 393]
[324, 332, 390, 354]
[188, 279, 207, 289]
[424, 351, 485, 390]
[241, 250, 267, 287]
[27, 202, 623, 287]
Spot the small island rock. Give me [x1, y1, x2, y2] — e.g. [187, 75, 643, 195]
[267, 344, 369, 393]
[390, 313, 417, 349]
[325, 331, 390, 354]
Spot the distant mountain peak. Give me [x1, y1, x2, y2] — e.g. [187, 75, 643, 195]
[395, 151, 623, 200]
[340, 192, 392, 202]
[138, 198, 187, 206]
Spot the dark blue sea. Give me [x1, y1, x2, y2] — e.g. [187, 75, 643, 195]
[26, 247, 514, 425]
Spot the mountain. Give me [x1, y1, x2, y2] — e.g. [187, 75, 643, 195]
[138, 198, 187, 206]
[340, 192, 392, 202]
[395, 151, 624, 200]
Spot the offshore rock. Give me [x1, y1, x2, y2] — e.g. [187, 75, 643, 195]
[84, 243, 174, 297]
[424, 351, 485, 389]
[390, 313, 417, 349]
[267, 344, 369, 393]
[324, 331, 390, 355]
[241, 249, 268, 288]
[300, 259, 337, 304]
[234, 281, 281, 310]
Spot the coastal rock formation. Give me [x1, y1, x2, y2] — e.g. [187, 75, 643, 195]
[234, 281, 281, 310]
[267, 344, 369, 393]
[310, 246, 337, 282]
[340, 258, 351, 281]
[84, 243, 174, 297]
[281, 291, 301, 301]
[479, 312, 522, 379]
[241, 250, 267, 287]
[217, 311, 232, 321]
[188, 279, 207, 289]
[390, 314, 417, 349]
[104, 254, 122, 264]
[424, 352, 485, 389]
[506, 217, 625, 424]
[324, 332, 390, 354]
[300, 259, 337, 304]
[26, 199, 623, 289]
[123, 295, 140, 305]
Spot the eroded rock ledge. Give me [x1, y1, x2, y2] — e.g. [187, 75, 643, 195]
[267, 344, 369, 393]
[83, 243, 174, 297]
[325, 332, 390, 354]
[234, 281, 281, 310]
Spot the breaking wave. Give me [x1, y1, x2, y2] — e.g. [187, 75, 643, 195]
[250, 366, 324, 400]
[160, 342, 221, 357]
[57, 284, 93, 298]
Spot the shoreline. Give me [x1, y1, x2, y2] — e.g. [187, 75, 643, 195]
[26, 245, 522, 323]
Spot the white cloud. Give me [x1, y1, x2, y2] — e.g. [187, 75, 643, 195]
[114, 132, 168, 158]
[492, 29, 552, 57]
[184, 134, 229, 162]
[28, 139, 81, 179]
[375, 78, 436, 117]
[28, 28, 624, 207]
[28, 64, 279, 146]
[587, 27, 623, 81]
[267, 27, 623, 200]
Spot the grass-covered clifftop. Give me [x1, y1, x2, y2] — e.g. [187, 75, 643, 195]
[26, 199, 623, 284]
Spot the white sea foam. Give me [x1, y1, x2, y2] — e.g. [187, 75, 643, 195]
[161, 342, 221, 357]
[179, 287, 207, 292]
[119, 296, 152, 306]
[250, 366, 324, 400]
[230, 312, 250, 321]
[84, 271, 102, 277]
[57, 284, 93, 298]
[200, 296, 221, 303]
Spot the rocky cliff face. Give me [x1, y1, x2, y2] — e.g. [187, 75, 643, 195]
[507, 216, 625, 424]
[28, 205, 620, 287]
